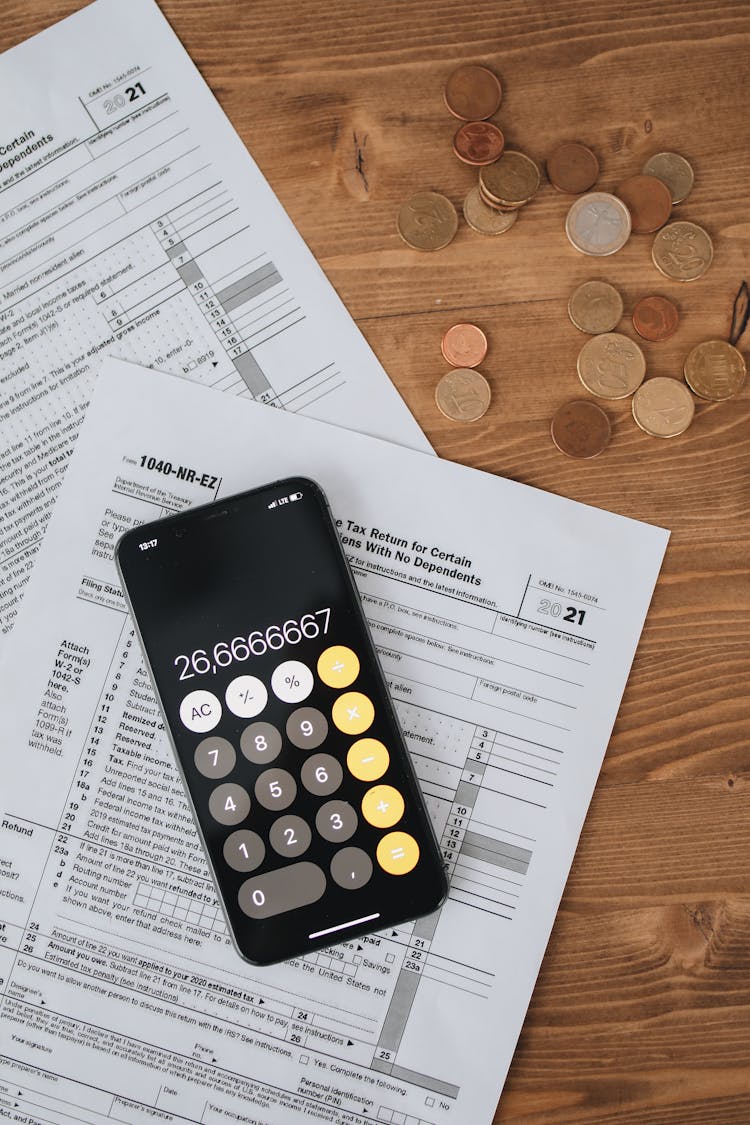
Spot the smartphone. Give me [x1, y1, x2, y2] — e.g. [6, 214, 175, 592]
[116, 477, 447, 965]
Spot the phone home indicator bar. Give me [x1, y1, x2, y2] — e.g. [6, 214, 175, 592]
[309, 912, 380, 940]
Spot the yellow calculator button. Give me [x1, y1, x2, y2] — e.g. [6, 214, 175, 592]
[376, 831, 419, 876]
[317, 645, 360, 689]
[347, 738, 389, 782]
[361, 784, 404, 829]
[331, 691, 374, 735]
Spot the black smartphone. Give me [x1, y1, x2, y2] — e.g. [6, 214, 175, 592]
[116, 477, 447, 965]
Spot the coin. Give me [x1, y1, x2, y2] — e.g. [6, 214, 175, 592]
[478, 181, 524, 212]
[397, 191, 458, 251]
[632, 377, 695, 437]
[642, 152, 694, 204]
[546, 142, 600, 194]
[550, 400, 611, 458]
[632, 295, 679, 342]
[652, 221, 713, 282]
[615, 174, 672, 234]
[480, 151, 541, 207]
[684, 340, 747, 400]
[463, 186, 518, 234]
[453, 121, 505, 166]
[577, 332, 646, 399]
[565, 193, 632, 256]
[441, 323, 488, 368]
[435, 368, 491, 421]
[568, 281, 623, 334]
[443, 65, 502, 121]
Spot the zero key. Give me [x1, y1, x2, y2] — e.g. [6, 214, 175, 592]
[238, 861, 326, 919]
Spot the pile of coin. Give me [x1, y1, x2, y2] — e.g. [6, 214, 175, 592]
[435, 323, 492, 422]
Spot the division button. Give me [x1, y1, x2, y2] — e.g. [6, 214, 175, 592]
[254, 768, 297, 811]
[269, 814, 312, 858]
[347, 738, 390, 782]
[194, 736, 236, 778]
[317, 645, 360, 689]
[315, 800, 358, 843]
[225, 675, 267, 718]
[300, 753, 343, 797]
[208, 783, 251, 826]
[330, 847, 373, 890]
[271, 659, 314, 704]
[240, 721, 282, 764]
[238, 861, 326, 919]
[361, 784, 404, 829]
[331, 691, 374, 736]
[180, 690, 221, 733]
[286, 706, 328, 749]
[223, 829, 265, 873]
[376, 831, 420, 876]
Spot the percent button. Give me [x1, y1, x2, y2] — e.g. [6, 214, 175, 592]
[271, 660, 313, 704]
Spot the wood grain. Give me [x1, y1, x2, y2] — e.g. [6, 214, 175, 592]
[3, 1, 749, 1121]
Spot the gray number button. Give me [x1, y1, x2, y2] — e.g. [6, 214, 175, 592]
[286, 707, 328, 749]
[208, 783, 251, 826]
[223, 829, 265, 873]
[255, 768, 297, 811]
[194, 736, 236, 778]
[315, 800, 357, 843]
[269, 814, 312, 858]
[238, 861, 326, 919]
[240, 721, 282, 764]
[300, 753, 343, 797]
[330, 847, 373, 890]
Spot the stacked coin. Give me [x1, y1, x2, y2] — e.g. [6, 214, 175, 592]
[436, 323, 492, 422]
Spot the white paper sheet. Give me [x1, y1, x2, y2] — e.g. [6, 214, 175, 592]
[0, 0, 429, 641]
[0, 359, 668, 1124]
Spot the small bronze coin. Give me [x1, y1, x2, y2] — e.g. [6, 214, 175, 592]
[550, 400, 611, 458]
[453, 121, 505, 166]
[568, 281, 623, 334]
[652, 221, 713, 282]
[463, 186, 518, 234]
[441, 323, 488, 368]
[546, 142, 600, 194]
[615, 174, 672, 233]
[435, 368, 491, 421]
[443, 65, 502, 121]
[480, 151, 541, 207]
[632, 377, 695, 437]
[632, 296, 680, 342]
[642, 152, 694, 204]
[684, 340, 747, 400]
[397, 191, 458, 251]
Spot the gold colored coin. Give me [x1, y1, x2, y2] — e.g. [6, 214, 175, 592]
[397, 191, 458, 251]
[577, 333, 646, 399]
[632, 377, 695, 437]
[479, 151, 541, 207]
[463, 186, 518, 234]
[435, 368, 491, 421]
[652, 221, 713, 282]
[642, 152, 695, 204]
[684, 340, 747, 400]
[568, 281, 623, 334]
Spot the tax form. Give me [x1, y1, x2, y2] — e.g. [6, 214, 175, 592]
[0, 359, 669, 1125]
[0, 0, 428, 641]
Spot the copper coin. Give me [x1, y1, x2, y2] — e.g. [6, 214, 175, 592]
[441, 323, 488, 368]
[550, 400, 611, 458]
[443, 65, 502, 121]
[615, 174, 672, 234]
[453, 121, 505, 166]
[546, 142, 600, 194]
[632, 296, 680, 342]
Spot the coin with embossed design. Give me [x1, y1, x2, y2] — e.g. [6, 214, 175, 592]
[632, 295, 679, 342]
[443, 65, 502, 121]
[652, 221, 713, 281]
[577, 332, 646, 399]
[615, 174, 672, 233]
[480, 151, 541, 208]
[441, 323, 488, 368]
[463, 186, 518, 234]
[642, 152, 694, 204]
[547, 142, 600, 194]
[397, 191, 458, 251]
[632, 377, 695, 437]
[684, 340, 746, 400]
[565, 193, 632, 256]
[550, 400, 611, 458]
[453, 121, 505, 166]
[568, 281, 623, 334]
[435, 368, 491, 421]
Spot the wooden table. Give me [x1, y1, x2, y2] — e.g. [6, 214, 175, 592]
[5, 1, 750, 1121]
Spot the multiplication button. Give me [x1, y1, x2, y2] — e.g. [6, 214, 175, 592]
[317, 646, 360, 689]
[331, 692, 374, 736]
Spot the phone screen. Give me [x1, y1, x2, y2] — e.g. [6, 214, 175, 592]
[116, 477, 446, 964]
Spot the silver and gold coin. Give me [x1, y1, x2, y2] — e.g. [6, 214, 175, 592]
[652, 221, 713, 282]
[642, 152, 695, 204]
[435, 368, 491, 421]
[565, 192, 631, 256]
[632, 377, 695, 437]
[684, 340, 746, 400]
[568, 280, 623, 334]
[577, 332, 646, 399]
